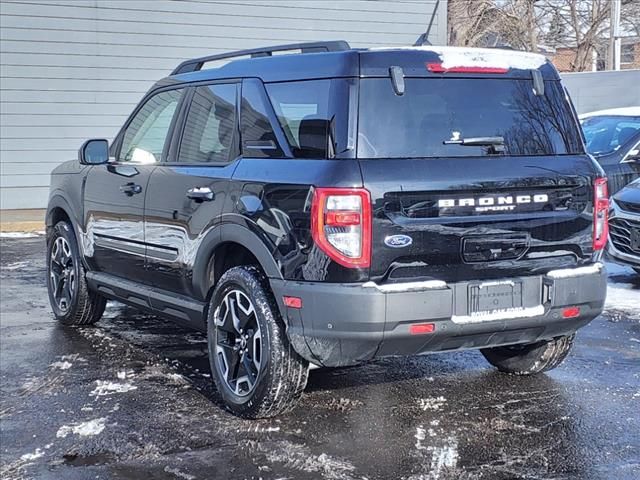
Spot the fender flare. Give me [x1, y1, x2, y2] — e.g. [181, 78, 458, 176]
[192, 223, 283, 300]
[46, 194, 80, 237]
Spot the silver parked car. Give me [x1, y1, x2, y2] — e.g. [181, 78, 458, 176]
[608, 177, 640, 274]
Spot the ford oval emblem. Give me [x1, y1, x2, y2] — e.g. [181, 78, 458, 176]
[384, 234, 413, 248]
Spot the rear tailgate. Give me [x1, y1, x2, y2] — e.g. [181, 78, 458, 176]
[361, 155, 600, 283]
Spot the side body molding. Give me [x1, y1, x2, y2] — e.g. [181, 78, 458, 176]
[192, 223, 283, 301]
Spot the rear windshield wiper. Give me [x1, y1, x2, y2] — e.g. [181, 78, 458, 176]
[443, 136, 506, 154]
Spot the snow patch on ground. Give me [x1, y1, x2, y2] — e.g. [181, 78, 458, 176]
[50, 361, 72, 370]
[418, 397, 447, 411]
[20, 448, 44, 461]
[90, 380, 137, 397]
[163, 466, 196, 480]
[0, 232, 41, 238]
[606, 282, 640, 317]
[429, 438, 459, 479]
[262, 440, 357, 480]
[56, 418, 106, 438]
[2, 261, 30, 271]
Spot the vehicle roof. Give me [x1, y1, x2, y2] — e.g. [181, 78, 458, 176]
[579, 106, 640, 119]
[155, 45, 558, 90]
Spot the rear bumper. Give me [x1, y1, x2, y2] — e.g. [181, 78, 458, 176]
[270, 263, 607, 367]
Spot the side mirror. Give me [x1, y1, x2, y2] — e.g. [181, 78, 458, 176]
[79, 139, 109, 165]
[623, 147, 640, 164]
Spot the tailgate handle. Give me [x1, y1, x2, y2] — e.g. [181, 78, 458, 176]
[462, 234, 530, 263]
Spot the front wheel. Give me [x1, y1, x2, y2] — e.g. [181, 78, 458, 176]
[481, 335, 574, 375]
[208, 266, 309, 418]
[46, 221, 106, 325]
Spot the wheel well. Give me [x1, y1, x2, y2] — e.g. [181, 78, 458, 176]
[208, 242, 262, 294]
[48, 207, 71, 229]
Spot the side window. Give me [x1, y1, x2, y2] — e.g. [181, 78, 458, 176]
[178, 84, 238, 164]
[241, 79, 284, 158]
[265, 80, 331, 158]
[119, 89, 183, 163]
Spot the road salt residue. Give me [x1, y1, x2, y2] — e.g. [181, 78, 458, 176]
[418, 397, 447, 411]
[56, 418, 106, 438]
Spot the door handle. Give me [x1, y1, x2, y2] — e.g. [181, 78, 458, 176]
[187, 186, 214, 202]
[120, 182, 142, 196]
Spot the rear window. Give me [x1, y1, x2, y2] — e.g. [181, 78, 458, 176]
[357, 78, 584, 158]
[581, 115, 640, 156]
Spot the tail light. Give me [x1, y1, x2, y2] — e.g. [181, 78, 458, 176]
[592, 177, 609, 251]
[311, 187, 372, 268]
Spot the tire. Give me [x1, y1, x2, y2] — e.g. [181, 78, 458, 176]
[480, 335, 574, 375]
[207, 266, 309, 418]
[46, 221, 106, 325]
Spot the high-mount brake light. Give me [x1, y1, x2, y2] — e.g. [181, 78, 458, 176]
[427, 63, 509, 74]
[311, 187, 372, 268]
[592, 178, 609, 251]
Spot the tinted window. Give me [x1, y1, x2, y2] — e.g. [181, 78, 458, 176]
[357, 78, 584, 158]
[119, 89, 182, 163]
[581, 115, 640, 156]
[179, 84, 237, 163]
[266, 80, 331, 158]
[241, 79, 283, 158]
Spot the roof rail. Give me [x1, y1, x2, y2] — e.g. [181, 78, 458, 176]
[171, 40, 351, 76]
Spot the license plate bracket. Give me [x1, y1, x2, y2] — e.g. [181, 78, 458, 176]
[468, 281, 523, 316]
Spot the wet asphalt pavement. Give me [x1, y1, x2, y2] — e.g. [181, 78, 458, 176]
[1, 236, 639, 480]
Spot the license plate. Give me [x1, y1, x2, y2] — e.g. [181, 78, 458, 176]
[468, 281, 523, 316]
[631, 229, 640, 253]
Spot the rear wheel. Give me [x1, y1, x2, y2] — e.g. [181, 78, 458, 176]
[47, 221, 106, 325]
[208, 266, 308, 418]
[481, 335, 574, 375]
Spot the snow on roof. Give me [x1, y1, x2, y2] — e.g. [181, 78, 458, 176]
[369, 46, 548, 70]
[579, 106, 640, 119]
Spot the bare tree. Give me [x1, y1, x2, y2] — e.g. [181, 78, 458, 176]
[447, 0, 543, 52]
[535, 0, 611, 71]
[447, 0, 500, 47]
[621, 0, 640, 37]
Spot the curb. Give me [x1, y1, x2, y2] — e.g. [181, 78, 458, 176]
[0, 221, 45, 233]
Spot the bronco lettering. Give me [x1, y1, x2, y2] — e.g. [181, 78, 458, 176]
[438, 194, 549, 212]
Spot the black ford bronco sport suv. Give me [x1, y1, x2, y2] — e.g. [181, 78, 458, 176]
[46, 41, 609, 418]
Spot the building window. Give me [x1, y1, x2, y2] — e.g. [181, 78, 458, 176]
[621, 44, 635, 64]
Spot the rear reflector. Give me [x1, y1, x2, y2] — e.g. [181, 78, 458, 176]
[409, 323, 436, 335]
[427, 63, 509, 74]
[283, 296, 302, 309]
[562, 307, 580, 319]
